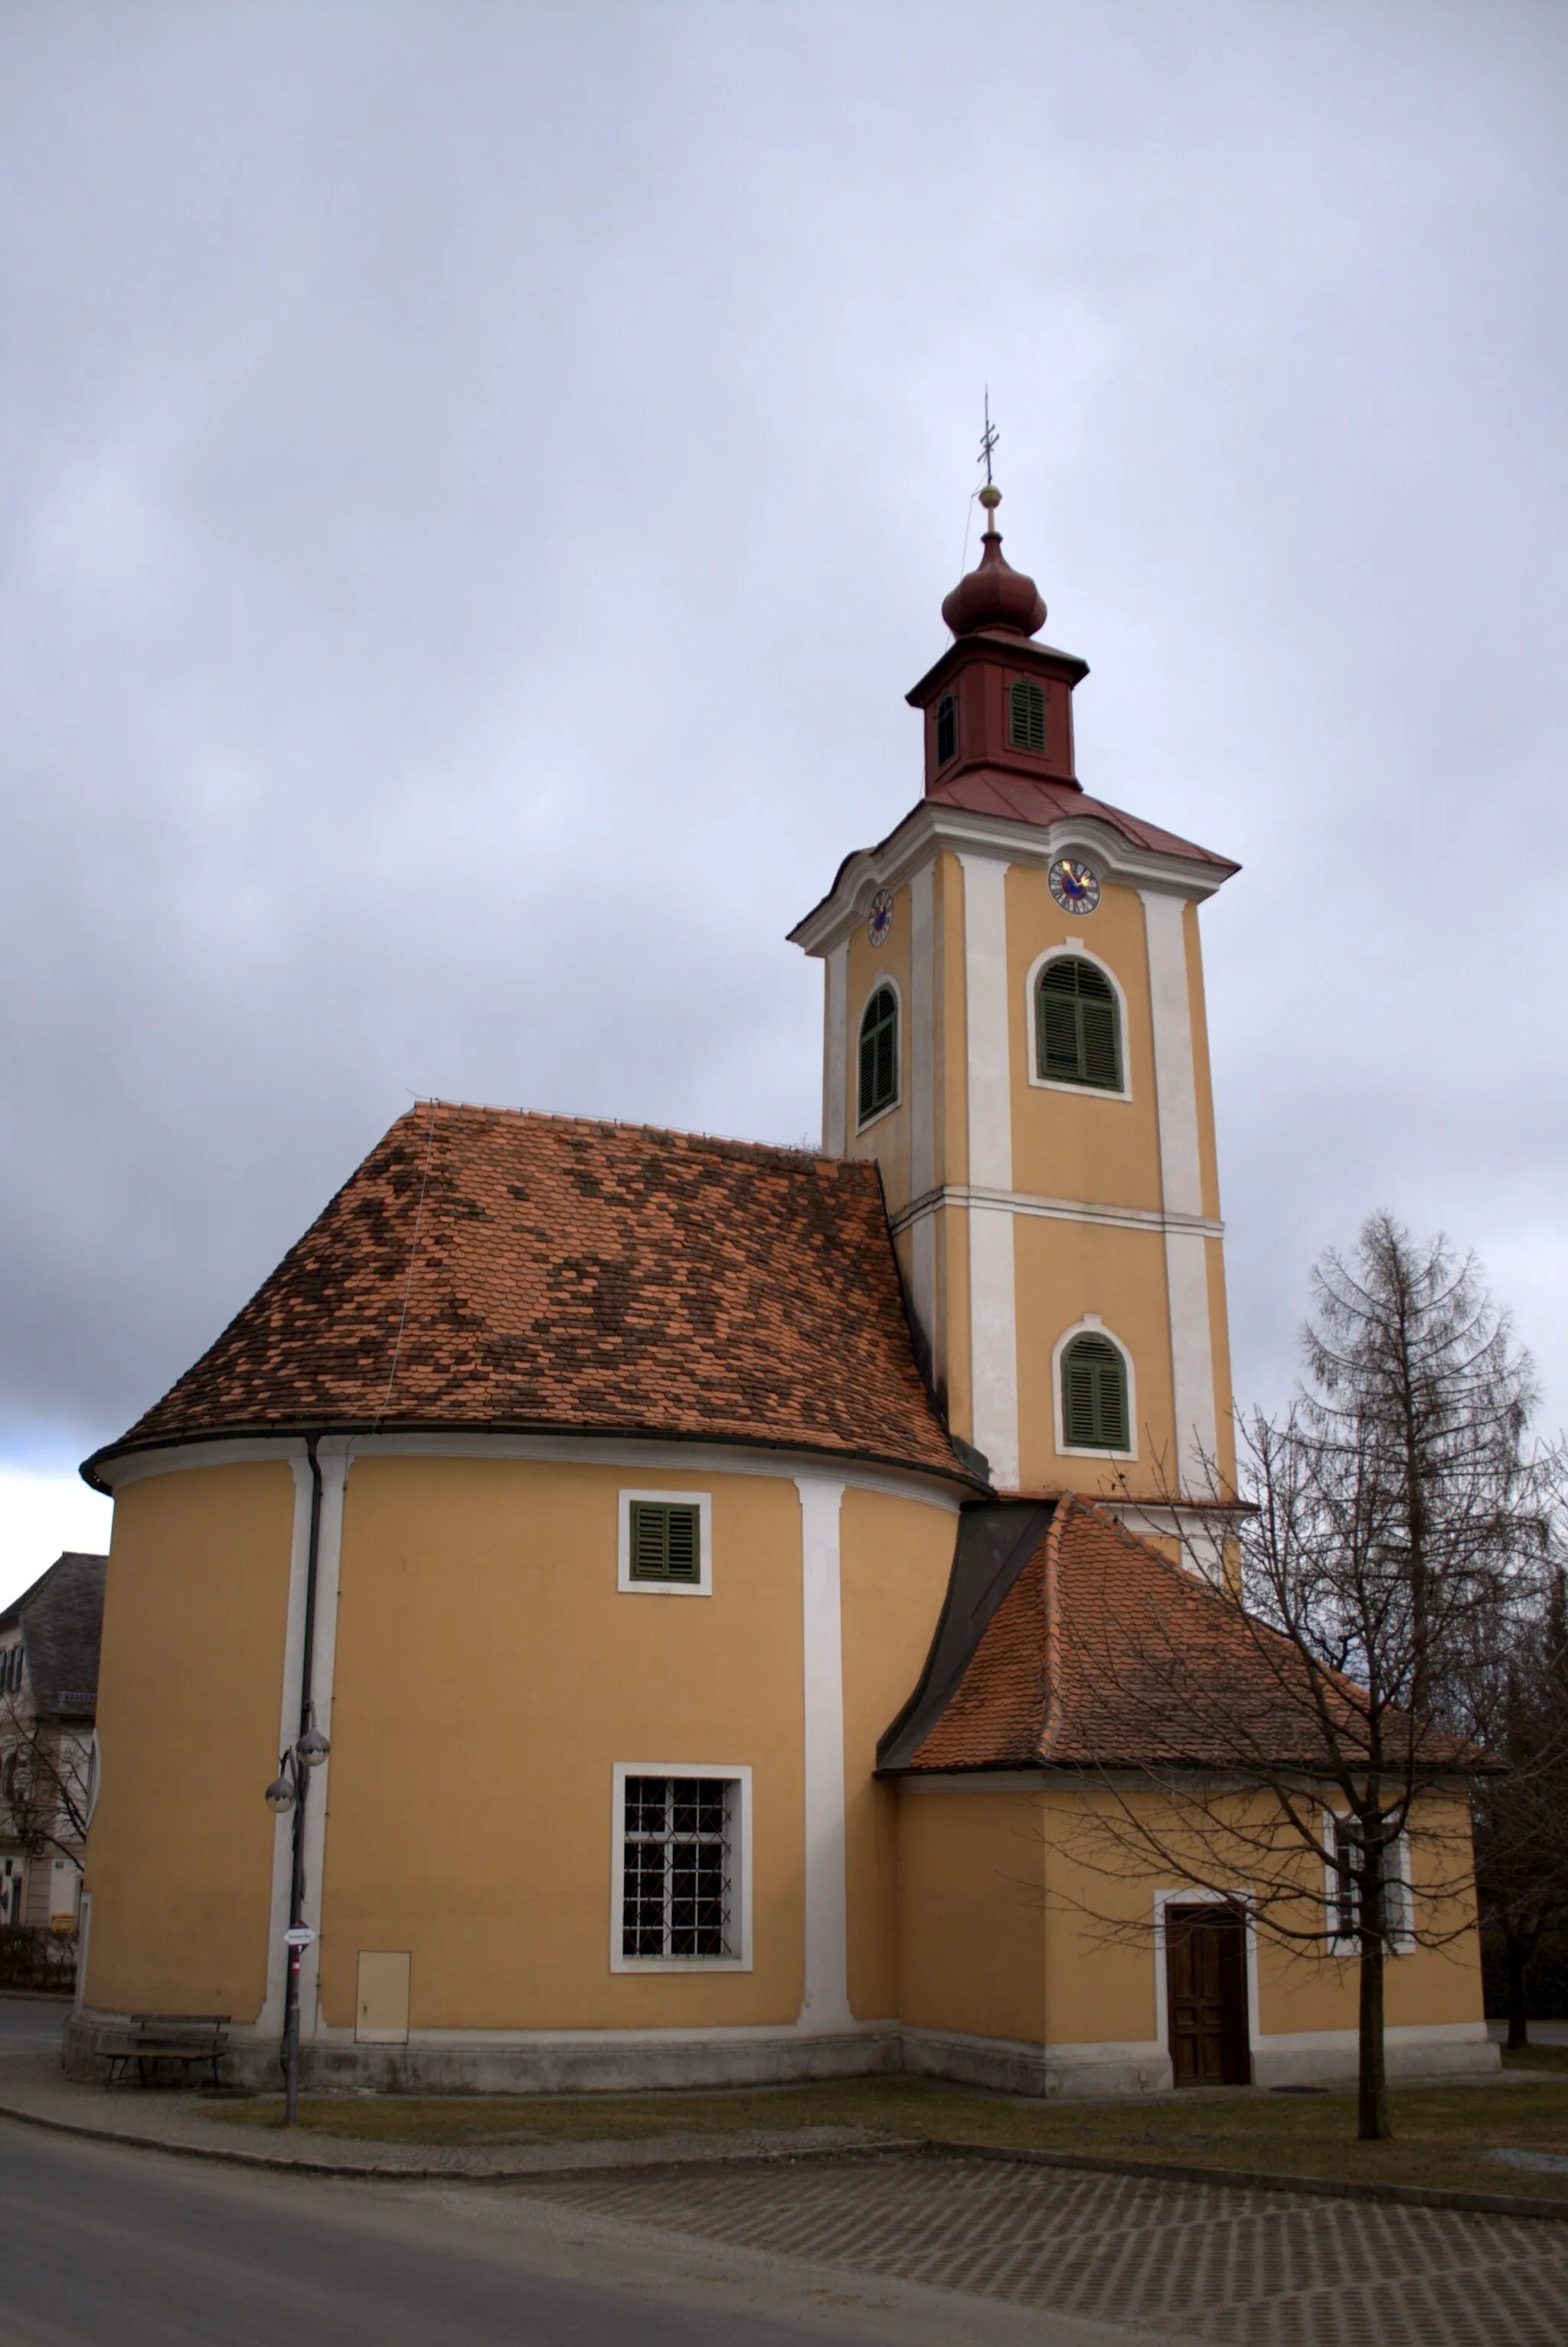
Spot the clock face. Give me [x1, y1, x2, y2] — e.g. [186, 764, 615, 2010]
[1048, 857, 1101, 915]
[867, 888, 894, 948]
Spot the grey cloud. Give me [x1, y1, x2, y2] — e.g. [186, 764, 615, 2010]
[2, 0, 1565, 1467]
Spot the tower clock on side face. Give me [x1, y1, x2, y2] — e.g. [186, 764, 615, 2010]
[1048, 858, 1101, 915]
[867, 889, 894, 947]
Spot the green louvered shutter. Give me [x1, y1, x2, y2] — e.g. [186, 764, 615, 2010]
[1037, 958, 1122, 1090]
[1061, 1335, 1129, 1450]
[858, 986, 899, 1121]
[1008, 679, 1046, 752]
[630, 1502, 701, 1582]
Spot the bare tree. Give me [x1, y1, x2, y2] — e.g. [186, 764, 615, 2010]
[0, 1687, 95, 1875]
[1468, 1571, 1568, 2048]
[1057, 1214, 1559, 2142]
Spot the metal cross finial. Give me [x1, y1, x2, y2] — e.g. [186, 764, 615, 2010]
[978, 389, 999, 486]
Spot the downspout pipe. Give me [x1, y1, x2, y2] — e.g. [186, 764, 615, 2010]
[280, 1433, 325, 2124]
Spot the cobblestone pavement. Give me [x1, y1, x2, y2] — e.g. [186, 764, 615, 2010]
[527, 2154, 1568, 2347]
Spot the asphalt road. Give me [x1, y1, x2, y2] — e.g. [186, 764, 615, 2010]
[0, 2117, 1152, 2347]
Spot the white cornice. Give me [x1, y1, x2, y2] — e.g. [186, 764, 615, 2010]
[94, 1430, 968, 1512]
[888, 1182, 1223, 1243]
[789, 798, 1234, 957]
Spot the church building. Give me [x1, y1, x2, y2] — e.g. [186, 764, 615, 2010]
[67, 486, 1492, 2096]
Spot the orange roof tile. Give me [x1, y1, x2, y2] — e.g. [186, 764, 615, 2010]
[86, 1103, 974, 1489]
[880, 1498, 1480, 1774]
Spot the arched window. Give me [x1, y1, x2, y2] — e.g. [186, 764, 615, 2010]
[1037, 956, 1122, 1090]
[1061, 1333, 1130, 1451]
[936, 693, 958, 767]
[1008, 678, 1046, 753]
[858, 986, 899, 1123]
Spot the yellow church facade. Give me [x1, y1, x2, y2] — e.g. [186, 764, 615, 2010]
[66, 494, 1493, 2097]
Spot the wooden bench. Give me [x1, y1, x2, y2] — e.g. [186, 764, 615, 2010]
[102, 2015, 230, 2090]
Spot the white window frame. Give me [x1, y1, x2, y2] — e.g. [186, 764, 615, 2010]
[609, 1763, 753, 1974]
[1325, 1813, 1415, 1956]
[854, 972, 903, 1135]
[617, 1490, 713, 1597]
[1024, 942, 1132, 1102]
[1050, 1313, 1138, 1463]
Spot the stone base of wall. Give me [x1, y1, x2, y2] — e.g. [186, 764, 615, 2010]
[63, 2011, 903, 2096]
[62, 2010, 1498, 2099]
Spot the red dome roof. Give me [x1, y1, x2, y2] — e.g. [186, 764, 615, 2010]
[940, 488, 1047, 639]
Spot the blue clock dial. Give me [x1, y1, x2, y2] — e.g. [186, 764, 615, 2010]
[867, 889, 894, 947]
[1048, 858, 1101, 915]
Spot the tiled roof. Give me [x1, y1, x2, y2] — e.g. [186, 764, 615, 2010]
[0, 1552, 107, 1721]
[88, 1104, 972, 1488]
[880, 1499, 1478, 1774]
[926, 767, 1237, 871]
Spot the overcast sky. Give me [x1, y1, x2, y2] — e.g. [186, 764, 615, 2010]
[2, 1, 1565, 1602]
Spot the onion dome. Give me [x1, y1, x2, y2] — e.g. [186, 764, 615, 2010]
[940, 484, 1047, 639]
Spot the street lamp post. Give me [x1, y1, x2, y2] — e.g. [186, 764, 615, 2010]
[262, 1434, 330, 2126]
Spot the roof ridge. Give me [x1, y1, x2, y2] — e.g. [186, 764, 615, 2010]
[387, 1098, 845, 1169]
[1035, 1494, 1074, 1761]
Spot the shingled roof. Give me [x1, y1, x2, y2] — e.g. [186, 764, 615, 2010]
[878, 1498, 1481, 1776]
[0, 1552, 107, 1721]
[86, 1103, 974, 1490]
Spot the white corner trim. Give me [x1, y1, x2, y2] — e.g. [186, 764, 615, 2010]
[908, 861, 936, 1198]
[609, 1763, 753, 1974]
[795, 1475, 853, 2029]
[1023, 943, 1132, 1102]
[957, 855, 1011, 1191]
[1050, 1315, 1138, 1464]
[617, 1489, 714, 1597]
[1138, 891, 1203, 1219]
[969, 1208, 1020, 1489]
[824, 940, 848, 1156]
[958, 854, 1019, 1489]
[853, 969, 903, 1136]
[1165, 1228, 1219, 1494]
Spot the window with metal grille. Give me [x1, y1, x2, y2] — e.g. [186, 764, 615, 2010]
[1037, 956, 1122, 1090]
[628, 1501, 701, 1584]
[622, 1776, 734, 1960]
[1061, 1333, 1130, 1450]
[1008, 678, 1046, 752]
[858, 985, 899, 1123]
[936, 692, 957, 767]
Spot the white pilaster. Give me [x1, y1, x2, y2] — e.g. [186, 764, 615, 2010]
[824, 941, 848, 1156]
[296, 1439, 349, 2044]
[907, 861, 936, 1349]
[1139, 891, 1218, 1489]
[958, 854, 1018, 1489]
[795, 1473, 852, 2031]
[259, 1452, 318, 2035]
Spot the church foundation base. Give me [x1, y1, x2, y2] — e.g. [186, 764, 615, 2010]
[64, 2012, 1498, 2099]
[63, 2012, 903, 2096]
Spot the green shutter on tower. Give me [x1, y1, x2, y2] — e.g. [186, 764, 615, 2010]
[1008, 679, 1046, 753]
[630, 1502, 701, 1582]
[1037, 957, 1122, 1090]
[1061, 1334, 1129, 1450]
[858, 986, 899, 1122]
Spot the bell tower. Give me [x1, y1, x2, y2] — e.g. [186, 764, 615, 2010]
[789, 484, 1240, 1527]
